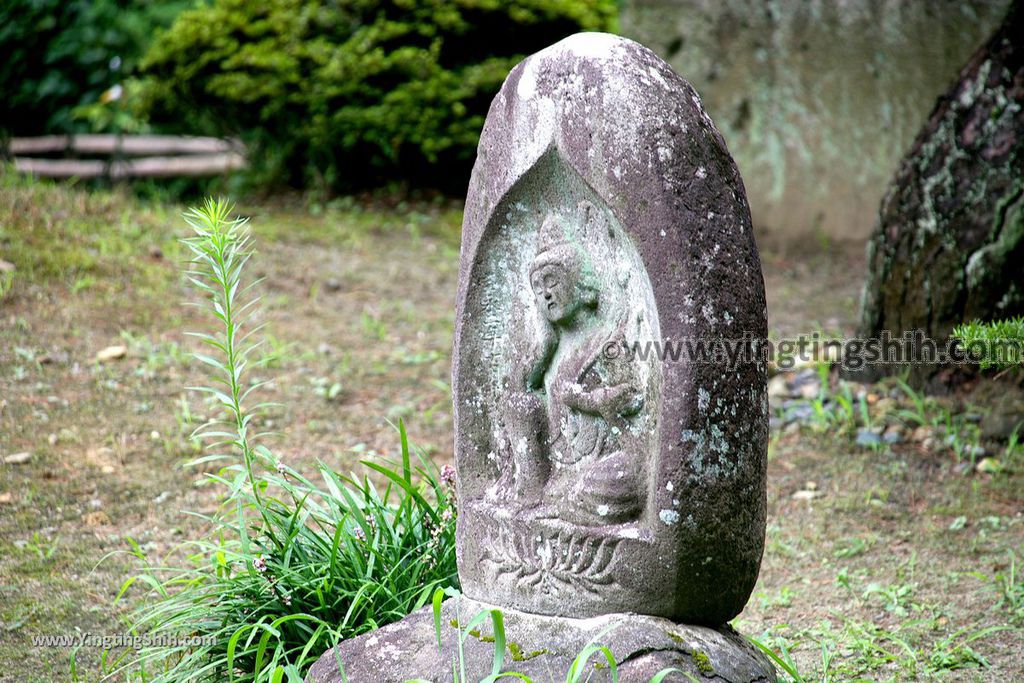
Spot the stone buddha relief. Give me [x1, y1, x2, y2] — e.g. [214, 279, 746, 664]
[307, 34, 775, 683]
[454, 33, 766, 626]
[490, 199, 655, 527]
[455, 148, 666, 605]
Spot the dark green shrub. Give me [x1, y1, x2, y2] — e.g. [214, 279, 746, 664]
[138, 0, 618, 192]
[0, 0, 188, 136]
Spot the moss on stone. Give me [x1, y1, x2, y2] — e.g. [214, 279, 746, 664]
[692, 649, 714, 675]
[508, 641, 548, 662]
[667, 630, 686, 645]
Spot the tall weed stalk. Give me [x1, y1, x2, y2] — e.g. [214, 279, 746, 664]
[100, 200, 457, 683]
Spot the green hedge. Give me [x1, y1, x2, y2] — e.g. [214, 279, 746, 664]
[138, 0, 618, 191]
[0, 0, 188, 136]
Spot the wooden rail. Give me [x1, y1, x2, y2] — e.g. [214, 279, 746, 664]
[6, 134, 246, 178]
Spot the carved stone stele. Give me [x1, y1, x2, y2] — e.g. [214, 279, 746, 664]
[452, 32, 768, 625]
[305, 33, 776, 683]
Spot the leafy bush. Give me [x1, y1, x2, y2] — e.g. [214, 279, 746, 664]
[0, 0, 188, 136]
[137, 0, 618, 191]
[103, 200, 457, 682]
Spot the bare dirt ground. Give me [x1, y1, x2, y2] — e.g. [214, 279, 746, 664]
[1, 178, 1021, 682]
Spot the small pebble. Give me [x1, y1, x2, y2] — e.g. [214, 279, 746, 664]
[855, 429, 882, 447]
[3, 452, 31, 465]
[882, 427, 902, 444]
[96, 345, 128, 362]
[976, 458, 1002, 474]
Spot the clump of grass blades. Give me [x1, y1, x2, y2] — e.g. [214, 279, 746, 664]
[952, 317, 1024, 371]
[98, 199, 457, 683]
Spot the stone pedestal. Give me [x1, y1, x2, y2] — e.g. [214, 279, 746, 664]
[306, 597, 776, 683]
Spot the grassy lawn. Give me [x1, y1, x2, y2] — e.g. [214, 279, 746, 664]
[0, 171, 1021, 682]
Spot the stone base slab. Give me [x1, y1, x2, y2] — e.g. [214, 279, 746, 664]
[305, 597, 776, 682]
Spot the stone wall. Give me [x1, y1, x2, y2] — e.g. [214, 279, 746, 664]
[621, 0, 1010, 241]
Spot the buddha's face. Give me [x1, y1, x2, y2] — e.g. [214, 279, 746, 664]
[531, 263, 579, 324]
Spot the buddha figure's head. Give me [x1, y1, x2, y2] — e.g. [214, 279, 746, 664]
[530, 214, 597, 326]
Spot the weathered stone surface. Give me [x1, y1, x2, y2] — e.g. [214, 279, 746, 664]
[852, 2, 1024, 389]
[305, 597, 776, 683]
[972, 378, 1024, 441]
[452, 33, 767, 624]
[622, 0, 1010, 241]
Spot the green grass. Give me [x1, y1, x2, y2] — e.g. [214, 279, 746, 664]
[772, 367, 1005, 466]
[967, 551, 1024, 625]
[0, 169, 182, 299]
[101, 200, 458, 683]
[0, 176, 468, 682]
[247, 197, 462, 249]
[4, 177, 1021, 682]
[890, 377, 989, 465]
[751, 614, 1011, 683]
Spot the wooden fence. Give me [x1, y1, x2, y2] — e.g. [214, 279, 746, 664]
[6, 134, 246, 179]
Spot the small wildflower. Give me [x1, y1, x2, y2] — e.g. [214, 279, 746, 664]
[352, 526, 366, 542]
[253, 555, 267, 573]
[440, 464, 456, 489]
[282, 594, 292, 607]
[441, 507, 454, 523]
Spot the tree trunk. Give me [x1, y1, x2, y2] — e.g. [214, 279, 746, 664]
[852, 0, 1024, 390]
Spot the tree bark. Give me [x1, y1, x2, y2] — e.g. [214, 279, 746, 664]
[852, 0, 1024, 390]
